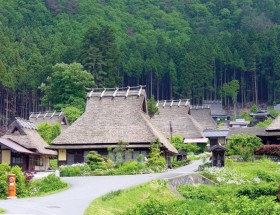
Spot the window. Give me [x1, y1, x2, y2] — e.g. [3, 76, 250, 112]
[29, 157, 43, 166]
[11, 153, 23, 166]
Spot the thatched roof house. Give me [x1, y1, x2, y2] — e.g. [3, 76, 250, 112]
[29, 111, 69, 130]
[151, 100, 207, 143]
[190, 106, 217, 130]
[50, 86, 177, 166]
[0, 117, 56, 171]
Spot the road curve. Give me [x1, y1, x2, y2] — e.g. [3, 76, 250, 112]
[0, 160, 203, 215]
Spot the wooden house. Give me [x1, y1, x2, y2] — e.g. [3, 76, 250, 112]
[50, 86, 178, 166]
[0, 118, 57, 171]
[151, 100, 208, 144]
[29, 111, 69, 130]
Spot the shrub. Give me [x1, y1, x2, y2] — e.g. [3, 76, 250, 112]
[116, 161, 145, 175]
[237, 183, 278, 199]
[171, 159, 191, 168]
[255, 145, 280, 156]
[59, 163, 91, 177]
[256, 170, 280, 182]
[123, 198, 188, 215]
[0, 164, 11, 199]
[146, 141, 166, 172]
[49, 159, 58, 170]
[227, 134, 263, 161]
[86, 151, 106, 170]
[27, 174, 67, 196]
[215, 195, 280, 214]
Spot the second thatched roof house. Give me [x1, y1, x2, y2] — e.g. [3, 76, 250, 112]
[151, 100, 208, 144]
[50, 86, 177, 166]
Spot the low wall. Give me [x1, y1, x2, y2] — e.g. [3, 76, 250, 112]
[167, 173, 216, 197]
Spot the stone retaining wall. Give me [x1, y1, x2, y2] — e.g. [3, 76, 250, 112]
[167, 173, 216, 197]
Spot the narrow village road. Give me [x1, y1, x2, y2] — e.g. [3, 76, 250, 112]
[0, 160, 203, 215]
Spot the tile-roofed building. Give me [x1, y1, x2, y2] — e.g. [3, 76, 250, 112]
[190, 106, 217, 130]
[0, 118, 56, 171]
[151, 99, 207, 143]
[204, 130, 229, 147]
[50, 86, 177, 166]
[229, 119, 250, 128]
[29, 111, 69, 130]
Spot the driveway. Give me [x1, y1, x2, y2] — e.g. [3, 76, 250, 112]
[0, 160, 203, 215]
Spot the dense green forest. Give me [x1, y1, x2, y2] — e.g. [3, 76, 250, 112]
[1, 0, 280, 127]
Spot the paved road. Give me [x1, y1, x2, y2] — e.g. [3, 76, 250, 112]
[0, 160, 203, 215]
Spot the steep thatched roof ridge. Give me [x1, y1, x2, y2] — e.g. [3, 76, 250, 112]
[266, 114, 280, 131]
[150, 104, 205, 139]
[51, 89, 177, 154]
[29, 111, 69, 129]
[190, 108, 217, 130]
[156, 99, 191, 109]
[2, 118, 56, 156]
[87, 85, 145, 98]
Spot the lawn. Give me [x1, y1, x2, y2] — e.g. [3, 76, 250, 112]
[85, 158, 280, 215]
[84, 180, 178, 215]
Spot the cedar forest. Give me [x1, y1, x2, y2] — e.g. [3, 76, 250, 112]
[1, 0, 280, 128]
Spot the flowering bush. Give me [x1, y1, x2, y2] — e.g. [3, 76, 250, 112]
[255, 144, 280, 156]
[202, 167, 261, 185]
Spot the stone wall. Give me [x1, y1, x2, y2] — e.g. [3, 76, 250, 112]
[167, 173, 216, 197]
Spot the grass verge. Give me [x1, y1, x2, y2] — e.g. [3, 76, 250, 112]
[84, 180, 178, 215]
[0, 209, 5, 214]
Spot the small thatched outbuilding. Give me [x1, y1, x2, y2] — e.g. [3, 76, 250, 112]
[50, 86, 177, 166]
[0, 117, 56, 171]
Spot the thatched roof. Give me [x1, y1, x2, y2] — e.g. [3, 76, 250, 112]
[29, 111, 68, 129]
[190, 107, 217, 130]
[203, 100, 229, 117]
[266, 114, 280, 131]
[151, 100, 205, 139]
[2, 117, 56, 156]
[51, 87, 177, 154]
[227, 127, 267, 138]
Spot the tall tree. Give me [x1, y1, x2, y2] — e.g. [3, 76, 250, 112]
[80, 25, 120, 87]
[41, 63, 93, 111]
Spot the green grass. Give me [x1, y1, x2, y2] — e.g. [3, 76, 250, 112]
[0, 209, 5, 214]
[84, 180, 178, 215]
[84, 159, 280, 215]
[226, 158, 280, 180]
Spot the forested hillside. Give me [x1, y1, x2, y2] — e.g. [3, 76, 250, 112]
[1, 0, 280, 127]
